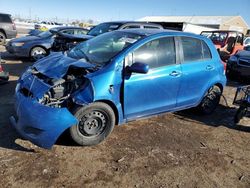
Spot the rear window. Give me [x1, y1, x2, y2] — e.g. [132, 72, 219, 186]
[0, 14, 12, 23]
[181, 37, 212, 63]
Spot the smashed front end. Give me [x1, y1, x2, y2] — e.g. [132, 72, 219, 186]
[10, 53, 96, 149]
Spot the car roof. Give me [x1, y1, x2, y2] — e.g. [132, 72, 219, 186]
[101, 21, 160, 25]
[50, 26, 87, 31]
[201, 30, 244, 34]
[115, 29, 203, 39]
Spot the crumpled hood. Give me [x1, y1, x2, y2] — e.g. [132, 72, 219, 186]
[34, 52, 96, 79]
[236, 50, 250, 59]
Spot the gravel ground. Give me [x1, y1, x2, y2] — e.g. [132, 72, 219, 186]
[0, 45, 250, 188]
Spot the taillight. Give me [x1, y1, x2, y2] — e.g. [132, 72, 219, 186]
[0, 65, 3, 72]
[12, 23, 16, 30]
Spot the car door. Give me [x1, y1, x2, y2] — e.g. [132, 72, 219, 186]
[123, 37, 181, 120]
[176, 36, 215, 107]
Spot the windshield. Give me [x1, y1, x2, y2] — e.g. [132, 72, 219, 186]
[68, 31, 143, 66]
[88, 23, 123, 36]
[37, 31, 53, 38]
[201, 31, 228, 44]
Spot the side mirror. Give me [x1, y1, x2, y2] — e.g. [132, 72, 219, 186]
[128, 62, 149, 74]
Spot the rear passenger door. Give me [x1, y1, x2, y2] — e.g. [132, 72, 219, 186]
[124, 37, 181, 120]
[176, 36, 215, 107]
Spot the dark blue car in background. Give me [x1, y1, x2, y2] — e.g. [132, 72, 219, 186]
[226, 46, 250, 80]
[6, 26, 89, 60]
[10, 29, 227, 149]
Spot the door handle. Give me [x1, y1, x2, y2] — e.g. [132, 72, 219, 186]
[169, 71, 181, 77]
[206, 65, 214, 71]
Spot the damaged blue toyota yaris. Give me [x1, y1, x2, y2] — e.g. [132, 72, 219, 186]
[11, 29, 227, 149]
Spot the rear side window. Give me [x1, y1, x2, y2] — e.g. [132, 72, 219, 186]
[0, 14, 12, 23]
[202, 41, 212, 59]
[123, 25, 141, 29]
[61, 29, 74, 35]
[181, 37, 212, 63]
[144, 26, 160, 29]
[133, 37, 176, 69]
[75, 29, 88, 35]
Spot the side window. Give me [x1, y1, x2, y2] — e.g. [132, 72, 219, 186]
[144, 26, 160, 29]
[75, 29, 88, 35]
[181, 37, 203, 62]
[123, 25, 141, 29]
[132, 37, 176, 69]
[61, 29, 74, 35]
[202, 41, 212, 59]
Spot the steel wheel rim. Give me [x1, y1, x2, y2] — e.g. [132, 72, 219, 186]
[78, 110, 107, 136]
[32, 48, 46, 60]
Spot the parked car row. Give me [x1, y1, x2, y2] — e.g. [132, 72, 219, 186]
[5, 21, 164, 61]
[34, 21, 63, 31]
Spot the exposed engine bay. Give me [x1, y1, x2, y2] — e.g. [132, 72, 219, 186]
[32, 66, 90, 107]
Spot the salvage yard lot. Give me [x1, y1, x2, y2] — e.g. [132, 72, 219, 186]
[0, 45, 250, 187]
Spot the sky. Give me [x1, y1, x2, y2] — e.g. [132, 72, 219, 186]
[0, 0, 249, 26]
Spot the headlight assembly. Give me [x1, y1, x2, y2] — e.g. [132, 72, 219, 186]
[12, 42, 25, 47]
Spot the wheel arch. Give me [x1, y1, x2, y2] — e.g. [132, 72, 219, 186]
[214, 82, 224, 93]
[95, 100, 119, 125]
[0, 29, 7, 38]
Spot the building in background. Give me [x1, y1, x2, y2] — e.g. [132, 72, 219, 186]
[137, 16, 249, 34]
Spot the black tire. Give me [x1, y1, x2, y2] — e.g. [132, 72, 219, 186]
[234, 106, 247, 124]
[197, 85, 222, 115]
[30, 46, 47, 61]
[69, 102, 115, 146]
[0, 32, 6, 45]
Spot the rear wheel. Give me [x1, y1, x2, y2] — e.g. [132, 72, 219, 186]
[198, 85, 222, 114]
[30, 47, 47, 61]
[70, 102, 115, 146]
[0, 32, 6, 45]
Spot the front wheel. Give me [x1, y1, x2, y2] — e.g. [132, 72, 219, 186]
[234, 106, 247, 124]
[30, 47, 47, 61]
[197, 85, 222, 115]
[69, 102, 115, 146]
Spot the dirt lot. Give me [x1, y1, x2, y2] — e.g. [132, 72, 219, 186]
[0, 45, 250, 188]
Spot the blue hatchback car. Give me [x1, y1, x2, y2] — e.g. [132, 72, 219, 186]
[11, 29, 227, 149]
